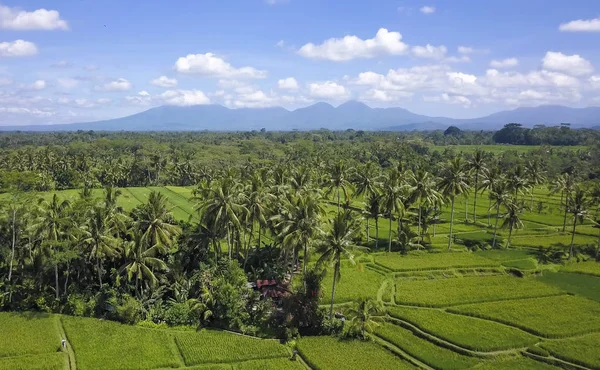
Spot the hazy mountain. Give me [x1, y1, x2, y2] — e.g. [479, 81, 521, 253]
[1, 102, 599, 132]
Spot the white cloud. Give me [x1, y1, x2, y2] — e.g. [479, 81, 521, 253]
[96, 78, 132, 92]
[424, 93, 471, 107]
[484, 69, 580, 88]
[126, 91, 152, 106]
[590, 76, 600, 89]
[457, 46, 473, 54]
[297, 28, 409, 61]
[308, 81, 350, 100]
[232, 89, 278, 108]
[412, 44, 447, 59]
[559, 17, 600, 32]
[0, 77, 12, 86]
[359, 89, 413, 103]
[420, 6, 436, 14]
[276, 40, 285, 48]
[0, 5, 68, 30]
[150, 76, 178, 88]
[542, 51, 594, 76]
[0, 107, 54, 117]
[84, 65, 98, 71]
[0, 40, 38, 57]
[278, 77, 299, 90]
[159, 90, 210, 106]
[445, 55, 471, 63]
[24, 80, 46, 90]
[174, 53, 266, 79]
[51, 60, 71, 68]
[57, 78, 79, 89]
[490, 58, 518, 68]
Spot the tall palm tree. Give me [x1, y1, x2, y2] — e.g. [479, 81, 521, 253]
[120, 229, 167, 297]
[438, 157, 469, 251]
[481, 166, 503, 227]
[364, 192, 383, 249]
[508, 165, 528, 202]
[346, 298, 385, 339]
[353, 162, 381, 199]
[467, 149, 487, 222]
[567, 186, 590, 261]
[382, 178, 405, 253]
[408, 169, 441, 242]
[489, 181, 510, 248]
[317, 211, 364, 319]
[501, 198, 524, 248]
[31, 194, 71, 299]
[273, 191, 324, 276]
[135, 191, 181, 254]
[525, 160, 546, 211]
[325, 160, 354, 214]
[244, 174, 273, 260]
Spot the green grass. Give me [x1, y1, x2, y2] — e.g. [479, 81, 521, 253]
[297, 336, 414, 370]
[560, 261, 600, 277]
[374, 252, 499, 272]
[387, 306, 539, 351]
[320, 264, 385, 304]
[62, 316, 181, 370]
[395, 275, 564, 307]
[374, 323, 479, 370]
[233, 358, 305, 370]
[174, 331, 288, 366]
[539, 332, 600, 369]
[538, 271, 600, 302]
[0, 353, 66, 370]
[449, 295, 600, 338]
[510, 233, 597, 248]
[0, 312, 61, 357]
[471, 356, 559, 370]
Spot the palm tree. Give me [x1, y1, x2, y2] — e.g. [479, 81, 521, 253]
[408, 169, 441, 242]
[273, 191, 324, 276]
[346, 298, 385, 339]
[364, 193, 383, 249]
[567, 186, 590, 261]
[508, 165, 528, 202]
[382, 178, 405, 253]
[317, 211, 364, 319]
[120, 229, 167, 297]
[525, 160, 546, 211]
[501, 198, 524, 248]
[31, 194, 71, 299]
[489, 181, 510, 248]
[135, 191, 182, 255]
[481, 166, 503, 227]
[244, 174, 273, 261]
[325, 160, 354, 214]
[353, 162, 381, 199]
[467, 149, 487, 222]
[438, 157, 470, 251]
[80, 206, 121, 288]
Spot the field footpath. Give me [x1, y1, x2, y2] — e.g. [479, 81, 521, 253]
[57, 316, 77, 370]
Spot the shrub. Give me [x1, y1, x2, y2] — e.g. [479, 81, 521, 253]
[115, 295, 142, 324]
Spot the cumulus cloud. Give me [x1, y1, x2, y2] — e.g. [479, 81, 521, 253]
[589, 76, 600, 90]
[0, 40, 38, 57]
[0, 5, 68, 30]
[96, 78, 132, 92]
[412, 44, 447, 59]
[559, 17, 600, 32]
[298, 28, 409, 61]
[542, 51, 594, 76]
[277, 77, 299, 90]
[420, 6, 436, 14]
[0, 107, 54, 117]
[58, 97, 111, 108]
[490, 58, 518, 68]
[445, 55, 471, 63]
[57, 78, 79, 89]
[457, 46, 473, 54]
[424, 93, 471, 107]
[126, 89, 210, 107]
[150, 76, 178, 88]
[308, 81, 350, 100]
[24, 80, 46, 90]
[174, 53, 266, 79]
[484, 69, 580, 88]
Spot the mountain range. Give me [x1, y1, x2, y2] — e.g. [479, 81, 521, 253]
[2, 101, 600, 132]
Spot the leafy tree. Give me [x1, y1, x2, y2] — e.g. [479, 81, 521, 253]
[346, 298, 385, 339]
[408, 169, 441, 242]
[438, 157, 469, 251]
[490, 181, 510, 248]
[120, 229, 167, 297]
[325, 161, 354, 214]
[382, 172, 406, 253]
[501, 198, 524, 248]
[467, 149, 487, 222]
[567, 186, 590, 260]
[364, 193, 383, 249]
[525, 160, 546, 210]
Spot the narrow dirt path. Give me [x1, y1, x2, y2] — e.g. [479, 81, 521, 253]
[56, 316, 77, 370]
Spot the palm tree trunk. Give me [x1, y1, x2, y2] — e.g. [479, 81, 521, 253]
[507, 223, 514, 248]
[473, 174, 479, 222]
[492, 204, 500, 248]
[329, 263, 339, 320]
[388, 217, 392, 253]
[244, 223, 254, 269]
[530, 188, 534, 210]
[8, 209, 16, 282]
[487, 198, 492, 227]
[258, 224, 262, 249]
[64, 261, 70, 294]
[418, 206, 422, 238]
[562, 193, 569, 233]
[226, 225, 232, 259]
[596, 228, 600, 260]
[54, 263, 60, 299]
[465, 197, 468, 222]
[448, 197, 455, 251]
[366, 216, 370, 244]
[303, 241, 310, 277]
[569, 218, 577, 261]
[97, 256, 103, 288]
[337, 188, 341, 214]
[375, 217, 379, 250]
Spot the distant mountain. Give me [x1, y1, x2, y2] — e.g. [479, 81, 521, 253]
[1, 102, 600, 132]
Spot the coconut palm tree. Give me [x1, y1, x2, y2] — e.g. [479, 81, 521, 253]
[346, 298, 385, 339]
[135, 191, 182, 255]
[364, 192, 383, 249]
[31, 194, 71, 299]
[438, 157, 470, 251]
[525, 160, 546, 211]
[317, 210, 363, 319]
[325, 160, 354, 214]
[481, 165, 503, 227]
[501, 197, 524, 248]
[467, 149, 488, 222]
[353, 162, 381, 199]
[489, 181, 510, 248]
[408, 169, 441, 242]
[243, 174, 273, 261]
[567, 186, 590, 261]
[382, 178, 406, 253]
[508, 165, 528, 202]
[120, 229, 167, 297]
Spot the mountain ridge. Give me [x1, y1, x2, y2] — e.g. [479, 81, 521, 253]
[1, 102, 600, 132]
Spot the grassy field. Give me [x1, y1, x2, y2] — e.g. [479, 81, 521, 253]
[539, 332, 600, 369]
[373, 252, 499, 272]
[320, 264, 385, 303]
[472, 356, 560, 370]
[297, 336, 415, 370]
[0, 353, 67, 370]
[394, 275, 564, 307]
[449, 295, 600, 338]
[560, 261, 600, 277]
[0, 312, 61, 358]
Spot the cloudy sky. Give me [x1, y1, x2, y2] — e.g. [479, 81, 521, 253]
[1, 0, 600, 125]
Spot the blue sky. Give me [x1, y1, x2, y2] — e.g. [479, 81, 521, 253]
[1, 0, 600, 125]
